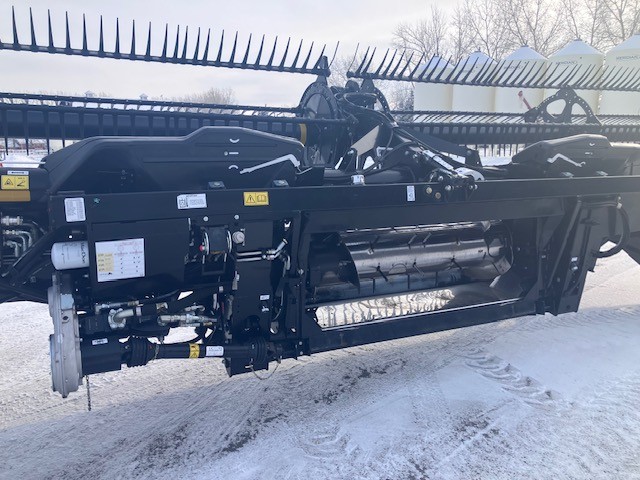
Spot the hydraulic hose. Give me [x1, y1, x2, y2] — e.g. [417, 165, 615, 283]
[596, 204, 630, 259]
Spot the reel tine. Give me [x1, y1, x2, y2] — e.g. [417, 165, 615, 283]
[5, 7, 331, 75]
[408, 53, 426, 80]
[475, 58, 497, 84]
[396, 51, 414, 78]
[448, 57, 464, 82]
[289, 39, 304, 69]
[216, 30, 225, 63]
[202, 28, 211, 63]
[572, 63, 594, 88]
[310, 42, 326, 69]
[81, 14, 88, 52]
[278, 37, 291, 70]
[528, 61, 547, 88]
[229, 31, 239, 63]
[557, 64, 578, 86]
[145, 22, 152, 58]
[374, 48, 391, 75]
[48, 10, 55, 51]
[300, 41, 316, 70]
[98, 16, 104, 55]
[30, 8, 37, 50]
[387, 49, 406, 77]
[161, 23, 168, 59]
[621, 66, 640, 90]
[352, 46, 370, 76]
[241, 34, 252, 66]
[497, 60, 519, 86]
[254, 34, 265, 67]
[181, 26, 189, 60]
[418, 54, 436, 81]
[65, 11, 72, 51]
[192, 27, 201, 62]
[328, 41, 340, 67]
[266, 36, 278, 68]
[512, 61, 538, 87]
[362, 47, 378, 75]
[597, 64, 613, 89]
[12, 6, 19, 46]
[172, 24, 180, 59]
[130, 20, 136, 57]
[544, 63, 564, 87]
[611, 66, 633, 89]
[115, 18, 121, 57]
[441, 56, 456, 82]
[583, 64, 604, 89]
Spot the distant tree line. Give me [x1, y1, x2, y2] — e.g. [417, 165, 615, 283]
[393, 0, 640, 61]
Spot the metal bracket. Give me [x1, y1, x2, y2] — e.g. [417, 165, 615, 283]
[523, 87, 601, 125]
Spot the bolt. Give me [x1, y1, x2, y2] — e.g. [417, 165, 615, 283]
[298, 268, 304, 276]
[203, 216, 209, 222]
[298, 341, 303, 346]
[435, 192, 442, 200]
[426, 187, 433, 195]
[234, 214, 240, 220]
[299, 351, 304, 355]
[232, 231, 245, 244]
[444, 185, 452, 192]
[291, 328, 296, 333]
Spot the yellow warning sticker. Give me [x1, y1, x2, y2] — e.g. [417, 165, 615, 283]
[243, 191, 269, 206]
[1, 175, 29, 190]
[189, 343, 200, 359]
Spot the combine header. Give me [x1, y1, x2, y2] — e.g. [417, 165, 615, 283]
[2, 8, 640, 398]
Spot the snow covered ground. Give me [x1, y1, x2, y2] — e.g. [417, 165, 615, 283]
[1, 253, 640, 480]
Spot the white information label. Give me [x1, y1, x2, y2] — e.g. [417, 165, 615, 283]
[205, 346, 225, 357]
[406, 185, 416, 202]
[92, 338, 108, 346]
[259, 294, 270, 301]
[95, 238, 145, 282]
[177, 193, 207, 210]
[64, 197, 86, 222]
[7, 170, 29, 175]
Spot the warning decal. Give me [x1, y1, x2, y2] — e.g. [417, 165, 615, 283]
[95, 238, 145, 283]
[1, 175, 29, 190]
[243, 191, 269, 206]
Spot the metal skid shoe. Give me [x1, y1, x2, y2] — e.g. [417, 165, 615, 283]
[48, 274, 83, 398]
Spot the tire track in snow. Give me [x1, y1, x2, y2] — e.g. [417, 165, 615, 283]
[463, 348, 567, 411]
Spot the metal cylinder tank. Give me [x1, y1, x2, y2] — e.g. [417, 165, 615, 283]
[494, 46, 547, 113]
[451, 51, 496, 113]
[598, 34, 640, 115]
[543, 40, 603, 115]
[413, 56, 453, 111]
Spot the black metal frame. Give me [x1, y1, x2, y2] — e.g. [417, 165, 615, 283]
[45, 175, 640, 359]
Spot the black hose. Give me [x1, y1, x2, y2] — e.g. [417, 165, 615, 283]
[596, 205, 630, 258]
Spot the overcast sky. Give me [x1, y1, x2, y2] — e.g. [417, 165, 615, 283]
[0, 0, 446, 106]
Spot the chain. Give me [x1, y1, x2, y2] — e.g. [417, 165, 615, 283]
[85, 375, 92, 412]
[250, 357, 281, 380]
